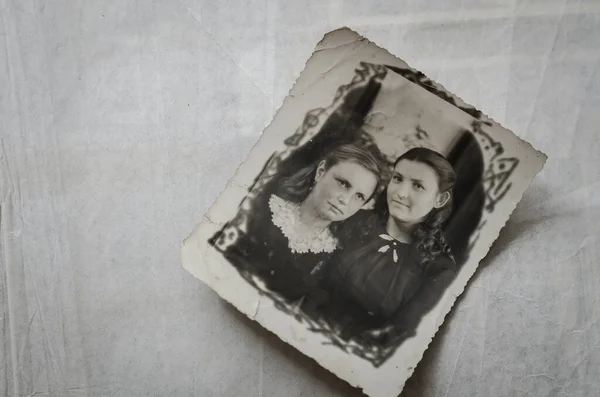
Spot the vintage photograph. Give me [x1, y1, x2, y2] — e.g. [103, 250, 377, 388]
[182, 28, 546, 397]
[208, 61, 507, 366]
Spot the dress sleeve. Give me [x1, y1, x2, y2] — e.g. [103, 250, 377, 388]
[388, 255, 458, 342]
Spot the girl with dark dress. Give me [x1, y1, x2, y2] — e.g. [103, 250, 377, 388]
[222, 144, 384, 304]
[318, 147, 458, 345]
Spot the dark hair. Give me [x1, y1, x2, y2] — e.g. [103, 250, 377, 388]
[276, 144, 384, 205]
[375, 147, 457, 264]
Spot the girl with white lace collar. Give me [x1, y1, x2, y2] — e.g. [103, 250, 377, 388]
[269, 144, 383, 255]
[225, 144, 384, 303]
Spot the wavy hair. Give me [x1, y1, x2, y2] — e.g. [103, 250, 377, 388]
[375, 147, 457, 265]
[276, 144, 384, 205]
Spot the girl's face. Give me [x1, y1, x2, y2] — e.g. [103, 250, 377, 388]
[309, 160, 378, 222]
[386, 159, 449, 225]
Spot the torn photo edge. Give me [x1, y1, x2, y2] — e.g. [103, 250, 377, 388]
[181, 27, 547, 397]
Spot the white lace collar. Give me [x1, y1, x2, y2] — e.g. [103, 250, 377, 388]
[268, 194, 338, 254]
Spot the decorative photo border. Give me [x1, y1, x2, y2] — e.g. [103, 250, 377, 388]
[182, 28, 546, 397]
[208, 61, 519, 367]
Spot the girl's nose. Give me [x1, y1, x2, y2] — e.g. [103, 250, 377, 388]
[395, 183, 409, 198]
[337, 191, 351, 205]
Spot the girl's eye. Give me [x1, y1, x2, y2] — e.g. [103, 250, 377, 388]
[392, 175, 402, 182]
[414, 183, 424, 191]
[356, 193, 365, 201]
[337, 179, 349, 188]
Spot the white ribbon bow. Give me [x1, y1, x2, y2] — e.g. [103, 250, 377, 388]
[377, 234, 398, 263]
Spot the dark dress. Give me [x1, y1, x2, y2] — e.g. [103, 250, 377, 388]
[316, 224, 457, 345]
[221, 194, 335, 304]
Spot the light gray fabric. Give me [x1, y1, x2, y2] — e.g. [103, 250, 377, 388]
[1, 1, 599, 396]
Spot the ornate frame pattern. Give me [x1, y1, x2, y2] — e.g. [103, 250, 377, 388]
[209, 62, 519, 367]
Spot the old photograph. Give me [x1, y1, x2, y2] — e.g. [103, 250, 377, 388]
[182, 28, 546, 397]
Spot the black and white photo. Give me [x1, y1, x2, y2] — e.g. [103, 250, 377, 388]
[182, 28, 546, 397]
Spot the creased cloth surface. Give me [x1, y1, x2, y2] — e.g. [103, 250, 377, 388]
[1, 1, 599, 396]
